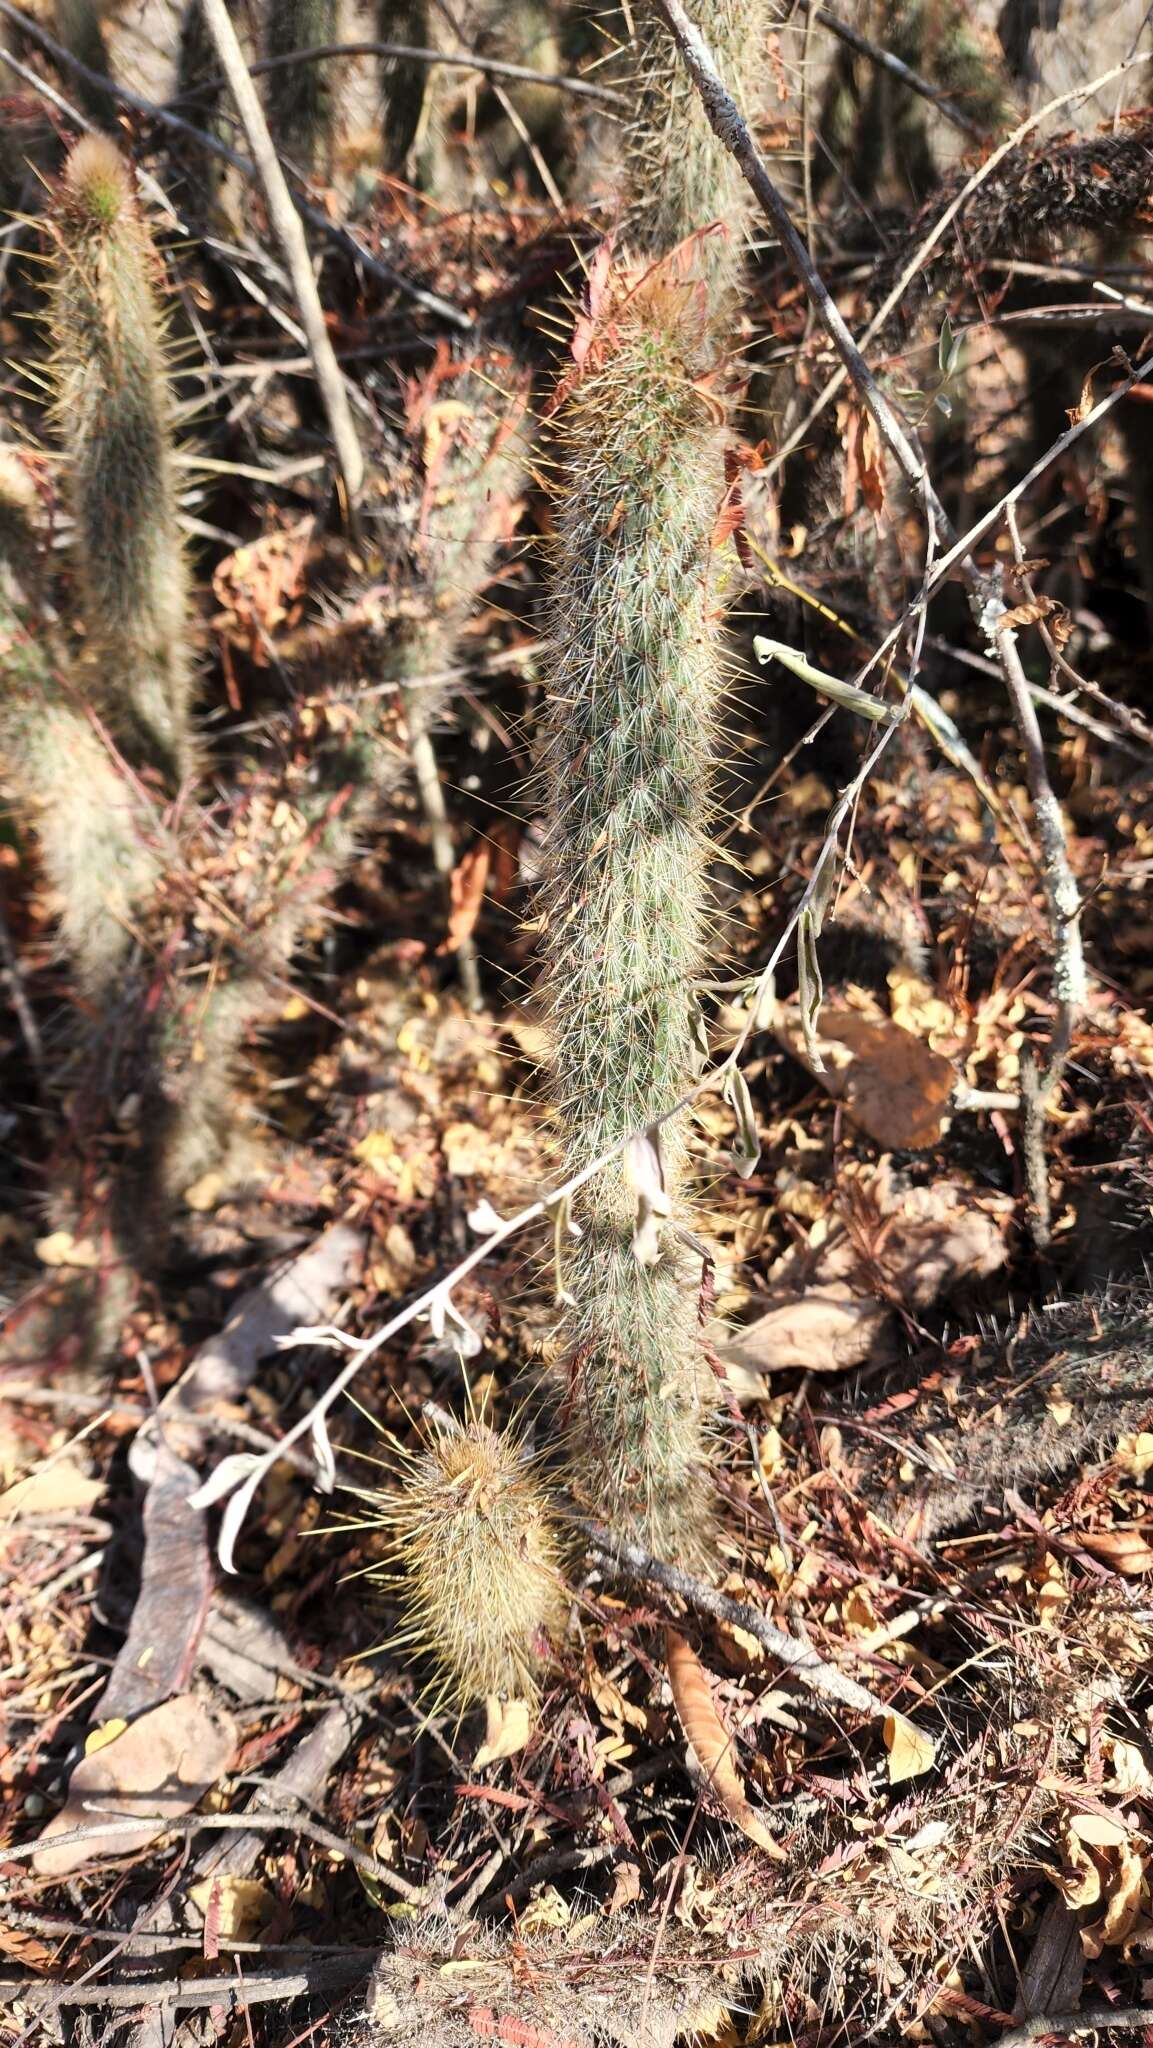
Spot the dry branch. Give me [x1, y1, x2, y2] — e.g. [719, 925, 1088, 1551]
[196, 0, 363, 507]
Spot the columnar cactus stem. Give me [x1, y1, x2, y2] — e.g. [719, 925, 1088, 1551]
[0, 449, 161, 998]
[536, 0, 767, 1554]
[48, 137, 193, 781]
[538, 262, 732, 1556]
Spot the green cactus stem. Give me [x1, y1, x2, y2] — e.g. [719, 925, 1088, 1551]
[537, 260, 734, 1556]
[47, 136, 193, 783]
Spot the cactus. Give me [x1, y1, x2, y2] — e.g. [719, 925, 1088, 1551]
[0, 449, 161, 999]
[47, 137, 193, 782]
[368, 1414, 566, 1707]
[534, 0, 764, 1556]
[537, 258, 732, 1557]
[264, 0, 338, 174]
[617, 0, 764, 318]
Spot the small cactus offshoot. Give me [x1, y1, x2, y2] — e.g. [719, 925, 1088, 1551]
[368, 1414, 566, 1707]
[47, 136, 193, 781]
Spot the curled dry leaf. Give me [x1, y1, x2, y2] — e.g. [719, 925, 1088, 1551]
[666, 1630, 784, 1859]
[474, 1695, 532, 1769]
[777, 1002, 955, 1150]
[437, 841, 490, 956]
[32, 1693, 236, 1878]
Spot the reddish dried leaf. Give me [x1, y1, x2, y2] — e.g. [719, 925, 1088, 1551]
[438, 841, 491, 955]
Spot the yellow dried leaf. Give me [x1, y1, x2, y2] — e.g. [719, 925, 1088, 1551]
[1045, 1385, 1073, 1428]
[188, 1875, 275, 1942]
[883, 1713, 937, 1785]
[34, 1230, 100, 1270]
[1115, 1432, 1153, 1479]
[516, 1885, 570, 1935]
[473, 1695, 531, 1769]
[182, 1171, 225, 1213]
[84, 1718, 128, 1757]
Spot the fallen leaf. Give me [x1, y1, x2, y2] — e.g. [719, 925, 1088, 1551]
[517, 1885, 570, 1935]
[1115, 1432, 1153, 1479]
[84, 1718, 128, 1757]
[0, 1457, 104, 1520]
[33, 1229, 100, 1270]
[666, 1631, 784, 1858]
[606, 1860, 643, 1914]
[182, 1170, 225, 1214]
[32, 1694, 236, 1878]
[719, 1286, 892, 1375]
[474, 1695, 531, 1769]
[1085, 1840, 1146, 1955]
[188, 1875, 276, 1943]
[777, 1003, 955, 1149]
[883, 1712, 937, 1784]
[1104, 1736, 1153, 1797]
[1080, 1526, 1153, 1575]
[437, 842, 490, 956]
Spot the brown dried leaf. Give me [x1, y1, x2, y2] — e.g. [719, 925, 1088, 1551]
[1079, 1525, 1153, 1575]
[719, 1287, 892, 1375]
[997, 595, 1060, 634]
[666, 1631, 784, 1859]
[32, 1694, 236, 1878]
[777, 1003, 955, 1149]
[437, 841, 490, 956]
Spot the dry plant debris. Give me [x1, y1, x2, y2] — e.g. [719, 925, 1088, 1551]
[0, 3, 1152, 2047]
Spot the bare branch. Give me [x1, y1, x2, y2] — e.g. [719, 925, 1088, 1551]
[582, 1522, 909, 1724]
[766, 47, 1153, 482]
[196, 0, 363, 507]
[234, 38, 625, 105]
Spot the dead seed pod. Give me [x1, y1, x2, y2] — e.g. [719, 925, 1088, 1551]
[372, 1414, 567, 1708]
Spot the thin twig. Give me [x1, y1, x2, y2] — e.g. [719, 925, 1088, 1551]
[0, 1960, 372, 2012]
[196, 0, 363, 507]
[810, 5, 985, 137]
[992, 623, 1086, 1027]
[0, 0, 472, 331]
[235, 38, 625, 105]
[581, 1522, 905, 1724]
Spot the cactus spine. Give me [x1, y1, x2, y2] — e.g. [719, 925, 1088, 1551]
[537, 2, 767, 1554]
[370, 1415, 566, 1707]
[48, 138, 193, 782]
